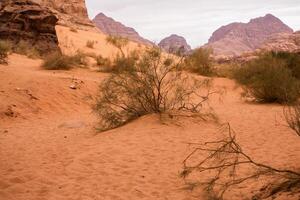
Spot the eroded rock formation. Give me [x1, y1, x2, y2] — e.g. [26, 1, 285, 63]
[32, 0, 93, 28]
[0, 0, 60, 54]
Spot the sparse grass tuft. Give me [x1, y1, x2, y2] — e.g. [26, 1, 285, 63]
[14, 40, 40, 58]
[41, 51, 88, 70]
[0, 40, 12, 64]
[86, 40, 96, 49]
[69, 27, 78, 33]
[41, 52, 73, 70]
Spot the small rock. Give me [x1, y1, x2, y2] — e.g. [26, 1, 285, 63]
[69, 85, 77, 90]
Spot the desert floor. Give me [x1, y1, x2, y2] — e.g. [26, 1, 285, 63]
[0, 28, 299, 200]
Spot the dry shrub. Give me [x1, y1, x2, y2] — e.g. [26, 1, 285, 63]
[69, 27, 78, 33]
[86, 40, 96, 49]
[0, 40, 12, 64]
[41, 51, 87, 70]
[94, 47, 215, 131]
[185, 48, 215, 76]
[181, 123, 300, 200]
[233, 52, 300, 104]
[284, 102, 300, 136]
[14, 40, 40, 58]
[95, 55, 112, 71]
[106, 35, 129, 57]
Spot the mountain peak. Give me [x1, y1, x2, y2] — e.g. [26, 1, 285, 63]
[206, 14, 293, 56]
[92, 12, 153, 45]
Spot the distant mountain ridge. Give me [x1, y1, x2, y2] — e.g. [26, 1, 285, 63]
[92, 13, 153, 45]
[158, 34, 191, 55]
[205, 14, 293, 56]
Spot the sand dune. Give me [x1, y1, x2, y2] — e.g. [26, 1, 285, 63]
[1, 52, 299, 200]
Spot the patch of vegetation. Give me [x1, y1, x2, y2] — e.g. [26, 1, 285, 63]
[284, 102, 300, 136]
[0, 40, 12, 64]
[14, 40, 40, 58]
[69, 27, 78, 33]
[181, 123, 300, 200]
[94, 47, 214, 131]
[233, 52, 300, 104]
[41, 51, 87, 70]
[95, 55, 111, 71]
[106, 35, 129, 57]
[86, 40, 96, 49]
[185, 48, 215, 76]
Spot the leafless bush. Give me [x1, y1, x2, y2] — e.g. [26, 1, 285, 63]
[284, 103, 300, 136]
[181, 123, 300, 200]
[94, 47, 216, 131]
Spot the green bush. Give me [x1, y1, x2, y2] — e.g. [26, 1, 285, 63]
[234, 52, 300, 103]
[185, 48, 214, 76]
[0, 40, 12, 64]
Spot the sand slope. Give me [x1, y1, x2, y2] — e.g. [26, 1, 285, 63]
[0, 54, 299, 199]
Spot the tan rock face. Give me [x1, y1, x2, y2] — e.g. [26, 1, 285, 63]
[260, 32, 300, 53]
[92, 13, 153, 45]
[206, 14, 293, 56]
[32, 0, 93, 28]
[0, 0, 60, 54]
[158, 34, 191, 55]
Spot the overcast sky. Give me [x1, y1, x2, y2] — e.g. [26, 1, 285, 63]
[85, 0, 300, 48]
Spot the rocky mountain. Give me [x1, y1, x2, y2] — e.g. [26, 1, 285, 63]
[158, 34, 192, 55]
[92, 13, 153, 45]
[32, 0, 93, 28]
[205, 14, 293, 56]
[0, 0, 60, 54]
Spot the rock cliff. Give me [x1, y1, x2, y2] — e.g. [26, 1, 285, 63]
[0, 0, 60, 54]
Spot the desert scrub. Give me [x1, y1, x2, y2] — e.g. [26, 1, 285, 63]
[69, 27, 78, 33]
[41, 51, 87, 70]
[95, 55, 112, 71]
[185, 48, 215, 76]
[86, 40, 96, 49]
[95, 47, 214, 131]
[106, 35, 129, 57]
[14, 40, 40, 58]
[234, 52, 300, 104]
[0, 40, 12, 64]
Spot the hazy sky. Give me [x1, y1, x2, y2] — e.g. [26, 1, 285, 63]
[86, 0, 300, 48]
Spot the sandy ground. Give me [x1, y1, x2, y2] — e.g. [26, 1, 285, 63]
[0, 28, 300, 200]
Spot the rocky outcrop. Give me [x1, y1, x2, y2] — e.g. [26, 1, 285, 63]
[0, 0, 60, 54]
[260, 31, 300, 53]
[92, 13, 153, 45]
[158, 34, 191, 55]
[32, 0, 93, 28]
[205, 14, 293, 56]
